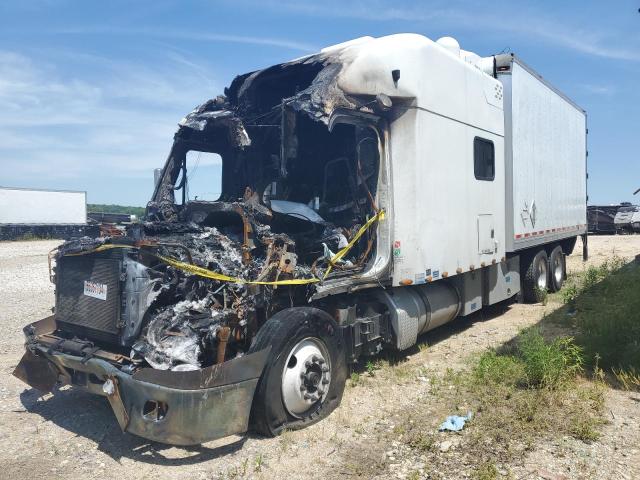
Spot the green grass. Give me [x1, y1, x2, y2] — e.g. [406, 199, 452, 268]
[472, 462, 499, 480]
[549, 256, 640, 389]
[474, 328, 583, 389]
[386, 329, 604, 478]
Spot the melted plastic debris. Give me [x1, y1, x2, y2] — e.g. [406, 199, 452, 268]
[133, 299, 224, 371]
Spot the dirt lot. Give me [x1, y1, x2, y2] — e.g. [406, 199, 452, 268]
[1, 236, 639, 479]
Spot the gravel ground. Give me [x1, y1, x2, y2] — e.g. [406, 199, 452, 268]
[0, 235, 639, 479]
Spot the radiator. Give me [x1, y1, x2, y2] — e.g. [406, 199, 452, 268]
[55, 254, 121, 344]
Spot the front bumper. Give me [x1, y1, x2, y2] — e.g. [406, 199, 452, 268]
[13, 317, 270, 446]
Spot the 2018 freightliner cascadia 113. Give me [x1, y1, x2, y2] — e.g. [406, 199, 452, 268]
[14, 34, 587, 445]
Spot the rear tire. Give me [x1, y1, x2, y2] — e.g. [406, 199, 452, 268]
[548, 246, 566, 292]
[522, 249, 549, 303]
[248, 307, 347, 437]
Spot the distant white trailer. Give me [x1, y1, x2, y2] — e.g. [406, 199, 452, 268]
[0, 187, 87, 225]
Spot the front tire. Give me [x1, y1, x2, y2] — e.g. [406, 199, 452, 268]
[522, 249, 549, 303]
[248, 307, 347, 437]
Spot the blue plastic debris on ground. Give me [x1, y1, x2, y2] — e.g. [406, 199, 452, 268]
[438, 411, 473, 432]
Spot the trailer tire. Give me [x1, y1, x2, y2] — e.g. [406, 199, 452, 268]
[248, 307, 347, 437]
[522, 250, 549, 303]
[548, 246, 566, 292]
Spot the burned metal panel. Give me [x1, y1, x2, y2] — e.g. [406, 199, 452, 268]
[13, 350, 59, 393]
[131, 347, 270, 389]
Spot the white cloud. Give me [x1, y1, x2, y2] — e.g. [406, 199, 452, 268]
[0, 49, 218, 185]
[51, 26, 319, 53]
[243, 0, 640, 62]
[579, 84, 616, 96]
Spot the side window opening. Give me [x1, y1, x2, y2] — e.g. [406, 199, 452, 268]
[474, 137, 495, 181]
[182, 151, 223, 202]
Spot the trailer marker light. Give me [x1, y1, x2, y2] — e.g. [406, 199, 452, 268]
[399, 279, 413, 286]
[442, 272, 448, 278]
[456, 267, 462, 274]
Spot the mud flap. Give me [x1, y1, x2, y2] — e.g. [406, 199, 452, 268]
[13, 350, 59, 393]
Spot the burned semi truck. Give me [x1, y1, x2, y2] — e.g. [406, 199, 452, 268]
[14, 34, 587, 445]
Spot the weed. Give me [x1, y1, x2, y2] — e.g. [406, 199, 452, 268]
[254, 453, 264, 472]
[349, 371, 362, 387]
[518, 328, 583, 388]
[472, 461, 499, 480]
[582, 265, 600, 289]
[560, 280, 579, 305]
[279, 429, 294, 451]
[366, 360, 377, 376]
[535, 286, 548, 305]
[570, 416, 601, 442]
[241, 458, 249, 476]
[613, 367, 640, 391]
[406, 429, 435, 452]
[474, 351, 524, 386]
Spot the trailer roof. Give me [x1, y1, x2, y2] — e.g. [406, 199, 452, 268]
[0, 186, 87, 195]
[494, 53, 585, 114]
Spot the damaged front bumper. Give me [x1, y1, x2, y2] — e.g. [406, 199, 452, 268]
[13, 317, 270, 446]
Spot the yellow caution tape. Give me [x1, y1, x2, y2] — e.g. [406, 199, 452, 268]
[62, 209, 385, 286]
[322, 209, 385, 279]
[157, 255, 320, 285]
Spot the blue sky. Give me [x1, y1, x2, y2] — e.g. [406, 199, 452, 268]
[0, 0, 638, 206]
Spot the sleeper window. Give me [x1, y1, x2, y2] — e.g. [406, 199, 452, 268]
[474, 137, 495, 181]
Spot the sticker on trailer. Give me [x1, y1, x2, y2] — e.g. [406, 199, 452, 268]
[414, 272, 426, 284]
[84, 281, 107, 300]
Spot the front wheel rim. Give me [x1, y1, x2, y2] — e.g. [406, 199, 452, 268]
[281, 337, 331, 418]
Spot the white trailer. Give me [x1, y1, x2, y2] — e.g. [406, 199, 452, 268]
[0, 187, 92, 240]
[497, 54, 587, 252]
[0, 187, 87, 224]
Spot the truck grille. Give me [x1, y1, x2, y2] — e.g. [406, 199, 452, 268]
[56, 254, 121, 344]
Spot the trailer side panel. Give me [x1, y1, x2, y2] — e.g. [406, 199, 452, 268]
[499, 58, 587, 252]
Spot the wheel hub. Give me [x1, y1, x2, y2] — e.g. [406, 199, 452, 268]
[537, 259, 548, 290]
[553, 255, 563, 283]
[282, 339, 331, 417]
